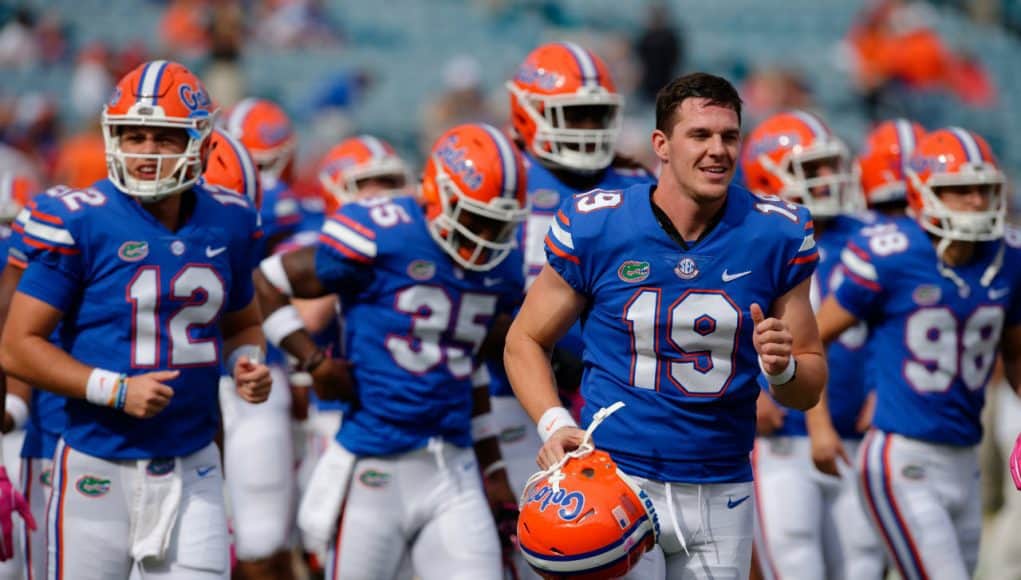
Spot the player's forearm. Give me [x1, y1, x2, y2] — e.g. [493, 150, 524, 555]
[803, 384, 837, 436]
[770, 352, 826, 411]
[223, 324, 266, 363]
[0, 335, 92, 400]
[504, 328, 562, 424]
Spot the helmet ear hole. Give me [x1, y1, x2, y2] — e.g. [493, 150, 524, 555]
[581, 467, 595, 478]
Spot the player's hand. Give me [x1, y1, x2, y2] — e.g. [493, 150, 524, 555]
[810, 424, 851, 477]
[1010, 432, 1021, 491]
[311, 357, 355, 402]
[123, 370, 178, 419]
[0, 466, 34, 561]
[756, 390, 787, 436]
[855, 391, 876, 433]
[482, 467, 519, 570]
[233, 356, 272, 404]
[537, 426, 586, 470]
[750, 303, 793, 375]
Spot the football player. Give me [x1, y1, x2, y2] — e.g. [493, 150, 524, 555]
[856, 118, 926, 218]
[0, 60, 271, 579]
[742, 110, 884, 580]
[495, 38, 656, 508]
[255, 123, 527, 579]
[505, 72, 826, 579]
[809, 127, 1021, 579]
[220, 97, 305, 580]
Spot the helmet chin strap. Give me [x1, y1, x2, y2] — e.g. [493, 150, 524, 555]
[934, 236, 1004, 298]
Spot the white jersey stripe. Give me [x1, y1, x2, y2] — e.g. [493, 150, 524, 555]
[24, 218, 75, 246]
[798, 233, 816, 253]
[841, 247, 878, 281]
[322, 219, 377, 258]
[549, 218, 574, 250]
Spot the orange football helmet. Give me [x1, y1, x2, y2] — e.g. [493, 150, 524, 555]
[421, 123, 528, 272]
[202, 128, 262, 209]
[0, 172, 36, 223]
[518, 449, 659, 579]
[318, 135, 410, 207]
[508, 41, 622, 173]
[102, 60, 218, 200]
[742, 110, 858, 218]
[905, 127, 1005, 241]
[224, 97, 296, 184]
[856, 119, 925, 207]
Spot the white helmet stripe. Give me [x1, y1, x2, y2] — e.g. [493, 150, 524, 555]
[138, 60, 169, 106]
[0, 175, 12, 207]
[359, 135, 388, 162]
[791, 110, 829, 138]
[481, 124, 517, 199]
[227, 98, 259, 141]
[560, 41, 599, 88]
[949, 127, 983, 163]
[894, 120, 917, 163]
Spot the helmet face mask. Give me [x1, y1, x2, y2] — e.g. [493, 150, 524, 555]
[508, 42, 623, 174]
[102, 61, 218, 202]
[906, 127, 1006, 242]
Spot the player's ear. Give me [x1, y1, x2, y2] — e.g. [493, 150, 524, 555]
[651, 129, 670, 164]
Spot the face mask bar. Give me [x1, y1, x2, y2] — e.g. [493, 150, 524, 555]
[320, 157, 410, 204]
[910, 167, 1005, 242]
[764, 142, 860, 218]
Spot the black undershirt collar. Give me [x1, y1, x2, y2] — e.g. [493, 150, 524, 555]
[648, 188, 727, 251]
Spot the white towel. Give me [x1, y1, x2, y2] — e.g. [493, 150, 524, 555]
[298, 440, 356, 559]
[130, 458, 183, 562]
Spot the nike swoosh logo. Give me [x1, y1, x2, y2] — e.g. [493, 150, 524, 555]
[727, 495, 750, 509]
[989, 287, 1010, 300]
[721, 269, 752, 282]
[205, 246, 227, 258]
[196, 466, 216, 478]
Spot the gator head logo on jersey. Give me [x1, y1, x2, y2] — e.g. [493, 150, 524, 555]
[118, 240, 149, 262]
[406, 259, 436, 281]
[518, 450, 658, 579]
[421, 123, 529, 272]
[618, 260, 650, 283]
[358, 469, 390, 488]
[76, 475, 112, 497]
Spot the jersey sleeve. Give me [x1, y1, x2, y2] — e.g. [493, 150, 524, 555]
[314, 205, 376, 294]
[832, 234, 884, 321]
[544, 200, 588, 293]
[260, 184, 303, 244]
[779, 209, 819, 295]
[16, 195, 84, 312]
[7, 208, 29, 269]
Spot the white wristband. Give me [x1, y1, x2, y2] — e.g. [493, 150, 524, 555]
[760, 356, 797, 386]
[537, 406, 579, 443]
[472, 412, 496, 442]
[227, 344, 264, 372]
[259, 254, 295, 296]
[482, 459, 506, 478]
[263, 305, 305, 347]
[290, 371, 313, 388]
[5, 395, 28, 431]
[86, 368, 125, 408]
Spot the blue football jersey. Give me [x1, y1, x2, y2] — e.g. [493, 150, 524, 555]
[834, 216, 1021, 446]
[545, 184, 817, 483]
[314, 195, 524, 456]
[488, 153, 656, 397]
[772, 214, 872, 439]
[17, 179, 262, 459]
[260, 178, 302, 248]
